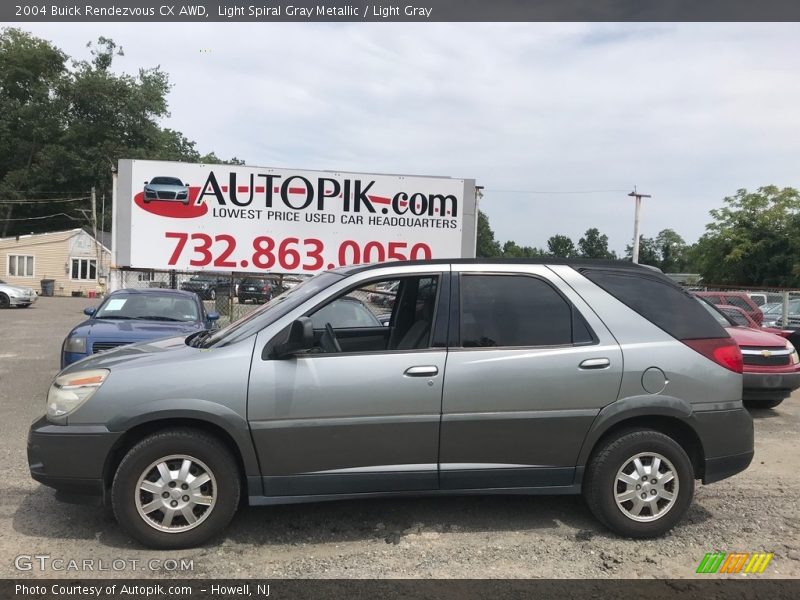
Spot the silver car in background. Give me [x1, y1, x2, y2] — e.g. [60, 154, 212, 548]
[143, 176, 191, 204]
[0, 278, 37, 308]
[28, 259, 753, 548]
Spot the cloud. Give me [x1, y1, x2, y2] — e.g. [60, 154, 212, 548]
[19, 22, 800, 253]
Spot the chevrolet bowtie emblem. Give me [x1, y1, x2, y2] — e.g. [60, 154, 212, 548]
[761, 350, 773, 357]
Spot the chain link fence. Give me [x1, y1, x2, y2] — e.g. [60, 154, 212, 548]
[108, 268, 276, 326]
[108, 267, 397, 327]
[685, 283, 800, 328]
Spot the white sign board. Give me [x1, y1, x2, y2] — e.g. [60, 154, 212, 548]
[114, 160, 476, 274]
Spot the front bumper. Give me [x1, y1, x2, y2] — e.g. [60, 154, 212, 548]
[743, 371, 800, 400]
[692, 407, 754, 484]
[27, 416, 122, 497]
[9, 294, 36, 306]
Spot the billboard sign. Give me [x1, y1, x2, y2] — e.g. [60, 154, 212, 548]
[113, 160, 476, 273]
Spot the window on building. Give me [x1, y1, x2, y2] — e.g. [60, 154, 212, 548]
[71, 258, 97, 281]
[7, 255, 34, 277]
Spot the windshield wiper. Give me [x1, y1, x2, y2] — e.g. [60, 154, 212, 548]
[134, 316, 185, 322]
[94, 315, 134, 320]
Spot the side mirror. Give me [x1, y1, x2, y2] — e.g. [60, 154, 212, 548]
[273, 317, 314, 358]
[144, 181, 149, 185]
[84, 307, 96, 316]
[207, 311, 220, 322]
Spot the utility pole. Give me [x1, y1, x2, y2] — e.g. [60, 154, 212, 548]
[91, 186, 98, 284]
[628, 187, 651, 264]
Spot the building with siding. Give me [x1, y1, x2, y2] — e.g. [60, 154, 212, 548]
[0, 228, 111, 296]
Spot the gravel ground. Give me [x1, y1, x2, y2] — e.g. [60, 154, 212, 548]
[1, 297, 798, 579]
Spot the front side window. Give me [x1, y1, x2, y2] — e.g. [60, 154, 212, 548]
[71, 258, 97, 280]
[460, 274, 590, 348]
[8, 254, 34, 277]
[305, 275, 440, 352]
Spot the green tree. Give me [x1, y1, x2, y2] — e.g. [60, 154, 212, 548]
[624, 235, 660, 267]
[578, 227, 615, 259]
[654, 228, 689, 272]
[0, 28, 68, 235]
[0, 28, 242, 236]
[476, 210, 501, 257]
[692, 186, 800, 286]
[501, 240, 545, 258]
[546, 234, 577, 258]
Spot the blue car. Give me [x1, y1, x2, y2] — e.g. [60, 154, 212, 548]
[61, 289, 219, 368]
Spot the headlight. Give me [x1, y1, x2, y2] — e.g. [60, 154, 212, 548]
[64, 337, 87, 353]
[47, 369, 109, 419]
[787, 341, 799, 365]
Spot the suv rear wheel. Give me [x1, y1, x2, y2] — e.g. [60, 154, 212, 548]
[111, 428, 240, 549]
[584, 430, 694, 538]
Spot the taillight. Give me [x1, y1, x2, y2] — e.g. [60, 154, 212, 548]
[682, 338, 743, 373]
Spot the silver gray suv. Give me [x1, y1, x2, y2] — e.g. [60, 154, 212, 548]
[28, 259, 754, 548]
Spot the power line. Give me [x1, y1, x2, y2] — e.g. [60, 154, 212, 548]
[2, 212, 83, 222]
[484, 188, 631, 195]
[0, 196, 90, 204]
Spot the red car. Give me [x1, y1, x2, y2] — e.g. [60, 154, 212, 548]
[696, 291, 764, 325]
[698, 298, 800, 409]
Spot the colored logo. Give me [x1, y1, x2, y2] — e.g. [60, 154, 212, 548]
[136, 175, 208, 219]
[696, 552, 773, 574]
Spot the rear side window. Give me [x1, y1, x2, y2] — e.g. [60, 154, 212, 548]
[460, 274, 594, 347]
[582, 270, 727, 340]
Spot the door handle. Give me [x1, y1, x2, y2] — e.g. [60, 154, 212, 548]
[579, 358, 610, 370]
[404, 366, 439, 377]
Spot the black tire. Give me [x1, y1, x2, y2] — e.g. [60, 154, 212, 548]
[744, 398, 784, 410]
[0, 293, 9, 309]
[584, 429, 694, 538]
[111, 428, 240, 549]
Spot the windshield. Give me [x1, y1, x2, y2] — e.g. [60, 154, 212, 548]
[763, 300, 800, 315]
[95, 293, 200, 322]
[196, 271, 343, 347]
[696, 296, 733, 327]
[150, 176, 184, 185]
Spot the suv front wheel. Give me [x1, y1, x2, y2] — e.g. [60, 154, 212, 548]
[584, 430, 695, 538]
[111, 428, 240, 549]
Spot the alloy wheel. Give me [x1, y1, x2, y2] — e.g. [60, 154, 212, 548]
[134, 454, 217, 533]
[614, 452, 679, 522]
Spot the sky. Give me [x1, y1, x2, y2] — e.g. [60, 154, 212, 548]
[19, 22, 800, 254]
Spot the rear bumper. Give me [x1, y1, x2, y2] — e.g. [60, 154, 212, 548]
[743, 371, 800, 400]
[703, 451, 754, 484]
[27, 416, 121, 497]
[239, 292, 270, 302]
[692, 407, 754, 484]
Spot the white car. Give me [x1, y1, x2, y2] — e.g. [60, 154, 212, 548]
[0, 279, 37, 308]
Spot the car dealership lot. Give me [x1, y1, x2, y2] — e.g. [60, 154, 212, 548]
[1, 297, 799, 578]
